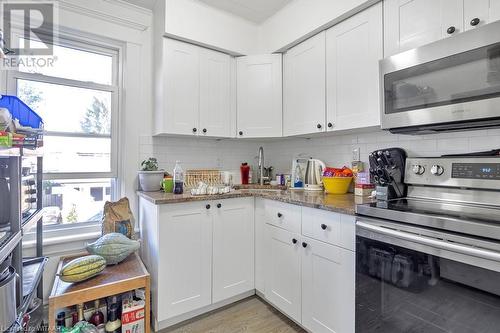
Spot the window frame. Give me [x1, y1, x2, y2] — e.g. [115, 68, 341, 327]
[6, 33, 123, 228]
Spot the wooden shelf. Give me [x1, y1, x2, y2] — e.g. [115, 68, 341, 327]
[48, 253, 150, 332]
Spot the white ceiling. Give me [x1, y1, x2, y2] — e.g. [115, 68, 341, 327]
[197, 0, 292, 23]
[122, 0, 292, 23]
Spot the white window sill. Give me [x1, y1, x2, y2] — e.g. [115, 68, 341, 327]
[23, 231, 101, 249]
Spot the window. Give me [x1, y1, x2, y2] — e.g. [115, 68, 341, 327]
[8, 36, 119, 227]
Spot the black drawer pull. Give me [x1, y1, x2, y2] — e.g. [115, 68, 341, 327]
[321, 224, 327, 230]
[292, 238, 297, 244]
[302, 242, 308, 248]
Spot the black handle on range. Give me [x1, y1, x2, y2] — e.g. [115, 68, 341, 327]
[277, 212, 283, 218]
[447, 26, 456, 34]
[321, 224, 327, 230]
[292, 238, 297, 244]
[206, 204, 211, 209]
[470, 18, 480, 26]
[217, 203, 222, 208]
[302, 242, 308, 248]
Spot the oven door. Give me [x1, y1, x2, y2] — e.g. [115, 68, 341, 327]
[380, 20, 500, 132]
[356, 217, 500, 333]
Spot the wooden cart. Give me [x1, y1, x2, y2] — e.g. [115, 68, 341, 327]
[49, 253, 150, 332]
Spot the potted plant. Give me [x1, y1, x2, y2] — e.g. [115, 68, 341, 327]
[138, 157, 164, 191]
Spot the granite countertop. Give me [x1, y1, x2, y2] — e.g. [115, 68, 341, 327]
[137, 189, 374, 215]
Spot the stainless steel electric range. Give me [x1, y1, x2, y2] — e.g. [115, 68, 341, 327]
[355, 155, 500, 333]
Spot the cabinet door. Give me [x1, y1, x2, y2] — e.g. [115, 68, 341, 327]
[254, 198, 266, 294]
[283, 32, 326, 136]
[464, 0, 500, 31]
[164, 38, 200, 135]
[212, 198, 255, 303]
[158, 202, 212, 320]
[326, 3, 383, 131]
[199, 48, 232, 137]
[384, 0, 463, 57]
[237, 54, 282, 138]
[265, 224, 301, 322]
[301, 237, 355, 333]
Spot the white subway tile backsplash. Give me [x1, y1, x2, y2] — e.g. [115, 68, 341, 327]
[139, 128, 500, 176]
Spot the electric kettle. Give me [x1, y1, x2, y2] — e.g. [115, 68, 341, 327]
[304, 158, 326, 191]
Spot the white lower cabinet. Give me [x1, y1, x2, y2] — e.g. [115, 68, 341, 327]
[260, 199, 356, 332]
[265, 224, 302, 323]
[140, 197, 254, 329]
[158, 201, 213, 320]
[302, 237, 355, 333]
[213, 198, 255, 303]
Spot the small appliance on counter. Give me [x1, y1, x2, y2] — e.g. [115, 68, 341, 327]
[368, 148, 407, 201]
[304, 158, 326, 191]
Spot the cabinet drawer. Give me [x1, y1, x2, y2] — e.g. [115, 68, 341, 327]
[263, 200, 301, 233]
[302, 207, 355, 251]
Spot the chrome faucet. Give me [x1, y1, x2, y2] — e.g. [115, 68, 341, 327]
[258, 146, 264, 185]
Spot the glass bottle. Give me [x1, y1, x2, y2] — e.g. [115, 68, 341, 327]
[89, 300, 104, 326]
[173, 160, 184, 194]
[105, 304, 121, 333]
[56, 311, 66, 332]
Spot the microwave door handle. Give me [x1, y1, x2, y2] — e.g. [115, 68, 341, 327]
[357, 221, 500, 262]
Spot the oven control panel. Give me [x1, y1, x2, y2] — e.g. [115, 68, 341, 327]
[405, 157, 500, 189]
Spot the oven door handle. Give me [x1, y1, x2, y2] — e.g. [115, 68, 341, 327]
[357, 221, 500, 262]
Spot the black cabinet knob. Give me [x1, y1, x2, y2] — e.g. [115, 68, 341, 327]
[327, 122, 333, 128]
[203, 128, 207, 133]
[277, 212, 283, 218]
[470, 18, 480, 26]
[302, 242, 308, 248]
[317, 124, 322, 129]
[447, 26, 456, 34]
[321, 224, 327, 230]
[217, 203, 222, 208]
[192, 128, 197, 133]
[239, 131, 243, 136]
[206, 204, 211, 209]
[292, 238, 297, 244]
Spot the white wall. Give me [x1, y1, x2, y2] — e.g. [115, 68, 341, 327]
[262, 129, 500, 174]
[162, 0, 260, 55]
[258, 0, 376, 52]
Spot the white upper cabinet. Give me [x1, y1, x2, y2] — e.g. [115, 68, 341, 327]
[236, 54, 283, 138]
[162, 38, 200, 136]
[384, 0, 463, 57]
[212, 198, 255, 303]
[463, 0, 500, 31]
[326, 3, 383, 131]
[199, 48, 232, 137]
[156, 38, 233, 137]
[283, 32, 326, 136]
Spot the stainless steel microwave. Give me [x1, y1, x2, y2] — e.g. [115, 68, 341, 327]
[380, 20, 500, 134]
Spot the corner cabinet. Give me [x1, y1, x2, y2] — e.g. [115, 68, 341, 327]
[384, 0, 500, 57]
[283, 32, 326, 136]
[326, 2, 383, 131]
[155, 38, 233, 137]
[236, 54, 283, 138]
[139, 197, 255, 330]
